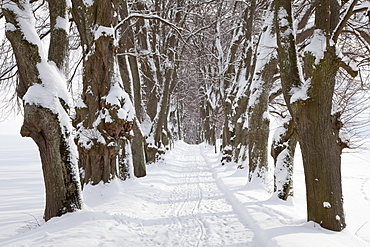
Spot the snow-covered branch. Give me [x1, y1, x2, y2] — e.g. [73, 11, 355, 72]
[115, 13, 186, 44]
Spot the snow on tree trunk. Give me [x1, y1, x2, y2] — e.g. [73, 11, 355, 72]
[116, 0, 147, 178]
[231, 2, 256, 166]
[2, 0, 82, 221]
[271, 117, 297, 200]
[247, 7, 277, 182]
[275, 0, 346, 231]
[71, 0, 134, 186]
[47, 0, 69, 73]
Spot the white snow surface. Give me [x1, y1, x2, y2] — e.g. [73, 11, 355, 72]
[0, 135, 370, 246]
[105, 82, 134, 121]
[94, 26, 114, 40]
[82, 0, 94, 7]
[304, 29, 326, 64]
[55, 16, 69, 31]
[290, 78, 311, 104]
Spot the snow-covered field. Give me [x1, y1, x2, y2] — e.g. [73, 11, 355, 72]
[0, 133, 369, 246]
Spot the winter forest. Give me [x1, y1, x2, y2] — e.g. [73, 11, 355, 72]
[0, 0, 370, 246]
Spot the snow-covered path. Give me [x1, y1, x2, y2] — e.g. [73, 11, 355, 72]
[1, 137, 369, 247]
[140, 144, 256, 246]
[0, 140, 259, 247]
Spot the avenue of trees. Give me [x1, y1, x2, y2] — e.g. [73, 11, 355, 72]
[1, 0, 369, 232]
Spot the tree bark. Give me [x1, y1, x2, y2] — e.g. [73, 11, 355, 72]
[248, 59, 277, 181]
[3, 1, 82, 221]
[271, 118, 297, 200]
[231, 2, 256, 165]
[115, 0, 147, 178]
[275, 0, 346, 231]
[72, 0, 133, 186]
[47, 0, 69, 73]
[246, 4, 277, 181]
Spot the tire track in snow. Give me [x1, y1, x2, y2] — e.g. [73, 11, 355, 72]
[191, 155, 206, 246]
[157, 146, 204, 246]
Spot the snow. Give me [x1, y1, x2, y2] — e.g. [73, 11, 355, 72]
[24, 61, 72, 111]
[76, 125, 106, 149]
[94, 26, 114, 40]
[354, 2, 370, 12]
[275, 148, 291, 192]
[55, 16, 69, 31]
[290, 78, 311, 103]
[304, 29, 326, 64]
[277, 7, 293, 37]
[278, 7, 289, 27]
[82, 0, 94, 7]
[105, 83, 134, 121]
[5, 23, 16, 32]
[75, 98, 87, 109]
[323, 202, 332, 208]
[1, 134, 370, 246]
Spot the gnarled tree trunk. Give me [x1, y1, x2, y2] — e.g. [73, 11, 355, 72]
[72, 0, 134, 186]
[3, 0, 82, 221]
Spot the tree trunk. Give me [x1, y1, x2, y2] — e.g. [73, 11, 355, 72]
[271, 118, 297, 200]
[231, 2, 256, 165]
[3, 1, 82, 221]
[21, 105, 82, 221]
[298, 46, 345, 230]
[131, 119, 147, 177]
[247, 8, 277, 181]
[47, 0, 69, 73]
[153, 67, 173, 148]
[275, 0, 346, 231]
[131, 0, 160, 122]
[116, 0, 147, 178]
[248, 58, 277, 181]
[72, 0, 133, 186]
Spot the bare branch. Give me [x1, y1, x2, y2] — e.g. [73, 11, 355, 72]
[332, 0, 359, 42]
[115, 13, 187, 44]
[339, 60, 358, 77]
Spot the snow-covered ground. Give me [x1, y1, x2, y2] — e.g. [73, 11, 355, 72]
[0, 134, 369, 246]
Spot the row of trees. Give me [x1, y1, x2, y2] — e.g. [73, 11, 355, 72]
[1, 0, 186, 221]
[196, 0, 370, 232]
[1, 0, 369, 232]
